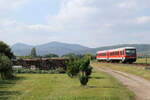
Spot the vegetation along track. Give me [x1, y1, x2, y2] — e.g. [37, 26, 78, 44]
[92, 64, 150, 100]
[96, 62, 150, 67]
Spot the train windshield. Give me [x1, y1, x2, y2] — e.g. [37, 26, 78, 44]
[125, 49, 136, 56]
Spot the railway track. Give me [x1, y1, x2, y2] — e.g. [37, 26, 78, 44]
[97, 62, 150, 67]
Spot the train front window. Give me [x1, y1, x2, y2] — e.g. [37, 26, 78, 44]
[125, 49, 136, 56]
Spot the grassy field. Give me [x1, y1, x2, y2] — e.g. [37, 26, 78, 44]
[136, 58, 150, 64]
[0, 71, 135, 100]
[91, 61, 150, 81]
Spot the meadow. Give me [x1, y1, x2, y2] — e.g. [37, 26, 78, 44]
[0, 71, 135, 100]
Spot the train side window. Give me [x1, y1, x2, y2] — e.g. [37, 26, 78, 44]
[121, 51, 124, 55]
[120, 51, 122, 55]
[115, 51, 118, 56]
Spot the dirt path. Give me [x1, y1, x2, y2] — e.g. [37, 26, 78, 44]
[93, 65, 150, 100]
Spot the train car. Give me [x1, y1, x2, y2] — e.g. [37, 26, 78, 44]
[96, 47, 137, 63]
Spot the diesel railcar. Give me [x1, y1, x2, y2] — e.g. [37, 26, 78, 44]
[96, 47, 137, 63]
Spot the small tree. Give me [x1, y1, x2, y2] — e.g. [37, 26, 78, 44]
[79, 58, 92, 85]
[0, 54, 13, 80]
[31, 48, 37, 58]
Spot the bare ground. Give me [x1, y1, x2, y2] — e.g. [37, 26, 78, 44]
[92, 65, 150, 100]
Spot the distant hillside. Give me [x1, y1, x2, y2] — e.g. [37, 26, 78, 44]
[11, 43, 33, 56]
[11, 42, 150, 56]
[11, 42, 89, 56]
[77, 44, 150, 55]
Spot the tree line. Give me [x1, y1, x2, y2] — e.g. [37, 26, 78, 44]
[19, 48, 96, 60]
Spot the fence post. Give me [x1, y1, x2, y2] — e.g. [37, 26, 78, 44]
[146, 56, 148, 65]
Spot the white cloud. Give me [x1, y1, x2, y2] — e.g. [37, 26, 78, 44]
[28, 24, 55, 31]
[0, 0, 150, 47]
[118, 1, 137, 9]
[0, 19, 17, 27]
[0, 0, 28, 10]
[137, 16, 150, 24]
[46, 0, 99, 30]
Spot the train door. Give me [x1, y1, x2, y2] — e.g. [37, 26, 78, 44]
[121, 49, 126, 63]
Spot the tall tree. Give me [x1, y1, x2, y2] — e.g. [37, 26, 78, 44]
[0, 41, 14, 59]
[31, 48, 37, 58]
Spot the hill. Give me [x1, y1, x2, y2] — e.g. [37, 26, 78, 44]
[77, 44, 150, 55]
[11, 42, 150, 56]
[11, 42, 89, 56]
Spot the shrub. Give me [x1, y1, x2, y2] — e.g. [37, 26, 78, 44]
[0, 54, 13, 80]
[13, 67, 65, 74]
[66, 56, 93, 86]
[80, 74, 88, 86]
[55, 67, 66, 73]
[85, 65, 93, 76]
[66, 59, 80, 78]
[79, 57, 92, 85]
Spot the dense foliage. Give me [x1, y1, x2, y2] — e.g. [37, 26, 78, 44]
[66, 55, 92, 85]
[0, 54, 13, 80]
[79, 57, 92, 85]
[13, 67, 65, 74]
[43, 53, 59, 58]
[66, 59, 80, 77]
[0, 41, 14, 59]
[62, 53, 85, 59]
[0, 41, 14, 80]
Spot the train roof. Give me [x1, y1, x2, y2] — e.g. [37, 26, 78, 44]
[118, 47, 136, 49]
[97, 47, 136, 54]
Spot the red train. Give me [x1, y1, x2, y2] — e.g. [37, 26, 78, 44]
[96, 47, 137, 63]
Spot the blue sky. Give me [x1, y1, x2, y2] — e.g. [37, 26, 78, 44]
[0, 0, 150, 48]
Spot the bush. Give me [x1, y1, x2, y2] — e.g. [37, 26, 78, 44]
[66, 60, 80, 78]
[55, 67, 66, 73]
[66, 56, 93, 86]
[0, 54, 13, 80]
[79, 57, 92, 85]
[85, 65, 93, 76]
[80, 74, 88, 86]
[13, 67, 65, 74]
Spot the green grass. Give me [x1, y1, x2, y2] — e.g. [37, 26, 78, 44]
[136, 58, 150, 64]
[91, 61, 150, 81]
[0, 72, 135, 100]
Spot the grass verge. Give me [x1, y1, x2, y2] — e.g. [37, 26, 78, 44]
[136, 58, 150, 64]
[91, 61, 150, 81]
[0, 72, 135, 100]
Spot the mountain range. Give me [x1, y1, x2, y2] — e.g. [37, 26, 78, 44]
[11, 42, 150, 56]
